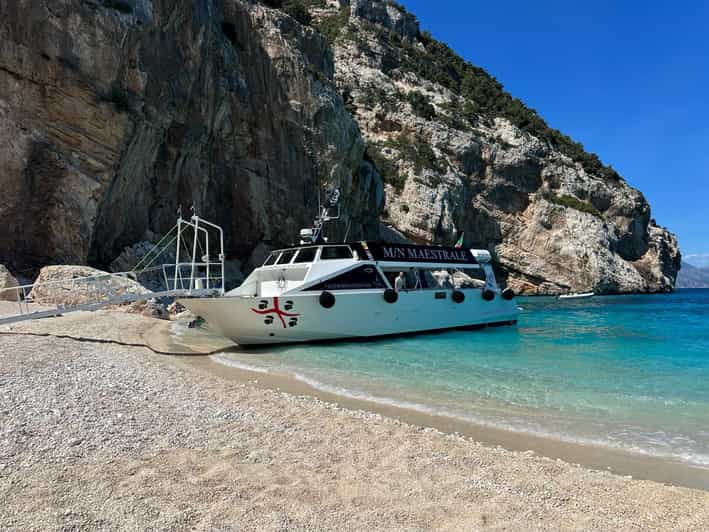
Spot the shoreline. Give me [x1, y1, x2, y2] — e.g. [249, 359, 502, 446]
[181, 354, 709, 492]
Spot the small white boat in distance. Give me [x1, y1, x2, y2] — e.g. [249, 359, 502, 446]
[558, 292, 594, 300]
[179, 190, 519, 345]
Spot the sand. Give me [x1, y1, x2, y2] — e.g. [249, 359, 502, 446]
[1, 307, 708, 530]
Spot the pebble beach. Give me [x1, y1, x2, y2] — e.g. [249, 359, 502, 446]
[1, 308, 709, 531]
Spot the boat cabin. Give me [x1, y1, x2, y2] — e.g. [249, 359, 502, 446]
[232, 242, 497, 299]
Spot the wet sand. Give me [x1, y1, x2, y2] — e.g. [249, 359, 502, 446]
[2, 308, 709, 530]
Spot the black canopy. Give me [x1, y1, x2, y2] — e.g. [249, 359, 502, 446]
[354, 242, 477, 265]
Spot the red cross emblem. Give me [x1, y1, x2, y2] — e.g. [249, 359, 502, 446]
[251, 297, 300, 328]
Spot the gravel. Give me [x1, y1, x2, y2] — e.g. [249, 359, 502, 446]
[1, 311, 708, 531]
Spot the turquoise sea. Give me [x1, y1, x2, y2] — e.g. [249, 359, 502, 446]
[214, 289, 709, 467]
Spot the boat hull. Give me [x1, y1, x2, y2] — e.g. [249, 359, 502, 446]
[558, 292, 594, 300]
[179, 289, 519, 345]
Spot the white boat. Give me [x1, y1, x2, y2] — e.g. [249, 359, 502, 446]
[180, 190, 519, 345]
[558, 292, 594, 300]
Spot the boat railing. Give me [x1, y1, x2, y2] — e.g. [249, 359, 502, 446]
[162, 261, 226, 292]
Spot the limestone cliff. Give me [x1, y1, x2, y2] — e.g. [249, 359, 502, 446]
[316, 0, 680, 293]
[0, 0, 383, 275]
[0, 0, 680, 294]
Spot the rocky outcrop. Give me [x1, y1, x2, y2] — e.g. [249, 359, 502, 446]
[29, 265, 167, 318]
[0, 0, 383, 274]
[317, 0, 680, 293]
[0, 265, 20, 301]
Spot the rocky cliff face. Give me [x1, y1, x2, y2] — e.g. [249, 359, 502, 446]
[319, 0, 680, 293]
[0, 0, 680, 293]
[0, 0, 383, 275]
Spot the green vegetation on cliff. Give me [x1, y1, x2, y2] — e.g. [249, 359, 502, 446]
[364, 141, 406, 191]
[261, 0, 314, 25]
[316, 6, 350, 45]
[399, 33, 620, 181]
[275, 0, 622, 184]
[549, 194, 602, 218]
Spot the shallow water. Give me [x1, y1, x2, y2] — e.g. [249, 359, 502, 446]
[214, 289, 709, 466]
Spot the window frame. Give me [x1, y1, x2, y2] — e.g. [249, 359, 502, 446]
[263, 252, 280, 266]
[304, 264, 387, 291]
[292, 247, 318, 264]
[275, 249, 297, 265]
[319, 245, 354, 261]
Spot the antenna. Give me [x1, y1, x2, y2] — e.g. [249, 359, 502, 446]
[300, 186, 341, 244]
[317, 178, 322, 221]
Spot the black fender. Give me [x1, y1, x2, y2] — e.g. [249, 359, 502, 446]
[383, 288, 398, 303]
[319, 291, 336, 309]
[502, 287, 515, 300]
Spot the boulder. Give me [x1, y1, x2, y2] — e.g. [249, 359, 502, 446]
[0, 265, 20, 302]
[28, 265, 167, 319]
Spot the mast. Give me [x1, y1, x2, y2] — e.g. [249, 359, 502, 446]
[300, 187, 341, 244]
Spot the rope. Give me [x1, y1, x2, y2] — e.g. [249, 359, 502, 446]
[131, 224, 178, 274]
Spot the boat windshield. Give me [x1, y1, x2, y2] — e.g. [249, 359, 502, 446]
[320, 246, 353, 260]
[293, 247, 318, 263]
[275, 250, 296, 265]
[263, 252, 279, 266]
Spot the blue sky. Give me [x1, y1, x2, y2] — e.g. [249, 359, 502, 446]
[399, 0, 708, 259]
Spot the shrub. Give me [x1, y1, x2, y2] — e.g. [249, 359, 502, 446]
[385, 133, 443, 175]
[316, 6, 350, 45]
[550, 194, 602, 218]
[412, 140, 440, 174]
[358, 85, 401, 113]
[406, 90, 435, 120]
[306, 63, 328, 83]
[283, 0, 312, 25]
[365, 141, 407, 192]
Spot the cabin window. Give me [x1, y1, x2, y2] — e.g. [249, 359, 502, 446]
[451, 268, 486, 288]
[306, 265, 386, 291]
[263, 252, 278, 266]
[422, 268, 486, 289]
[381, 268, 486, 290]
[275, 250, 296, 265]
[293, 247, 317, 263]
[320, 245, 353, 260]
